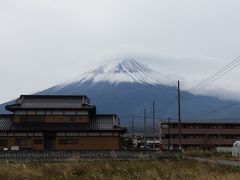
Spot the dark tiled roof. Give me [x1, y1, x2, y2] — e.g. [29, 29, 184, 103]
[0, 115, 127, 133]
[6, 95, 94, 111]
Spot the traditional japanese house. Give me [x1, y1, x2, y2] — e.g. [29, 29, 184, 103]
[0, 95, 127, 151]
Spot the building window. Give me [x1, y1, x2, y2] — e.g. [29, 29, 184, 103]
[101, 132, 113, 136]
[34, 132, 43, 137]
[161, 124, 169, 129]
[88, 132, 101, 136]
[57, 132, 66, 137]
[28, 132, 34, 136]
[14, 116, 27, 122]
[76, 111, 88, 115]
[66, 132, 78, 136]
[113, 133, 119, 136]
[59, 139, 79, 144]
[33, 139, 43, 144]
[36, 111, 45, 115]
[15, 110, 27, 115]
[15, 138, 28, 146]
[27, 115, 44, 122]
[8, 133, 14, 137]
[79, 133, 87, 136]
[0, 133, 7, 137]
[52, 110, 63, 115]
[0, 139, 7, 146]
[15, 132, 27, 136]
[64, 116, 76, 122]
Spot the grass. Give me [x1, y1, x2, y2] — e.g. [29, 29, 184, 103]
[184, 151, 240, 161]
[0, 159, 239, 180]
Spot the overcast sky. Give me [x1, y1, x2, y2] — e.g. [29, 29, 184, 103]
[1, 0, 240, 103]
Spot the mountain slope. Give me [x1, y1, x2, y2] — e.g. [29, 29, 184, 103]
[38, 60, 240, 124]
[1, 59, 240, 126]
[40, 81, 238, 121]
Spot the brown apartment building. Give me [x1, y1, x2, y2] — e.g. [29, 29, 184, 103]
[160, 120, 240, 151]
[0, 95, 127, 151]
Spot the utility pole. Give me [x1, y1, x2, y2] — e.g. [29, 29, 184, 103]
[153, 101, 155, 149]
[177, 81, 182, 151]
[170, 118, 172, 149]
[144, 109, 147, 148]
[218, 123, 221, 149]
[131, 114, 134, 140]
[168, 117, 170, 150]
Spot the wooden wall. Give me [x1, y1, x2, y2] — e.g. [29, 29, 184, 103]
[13, 115, 89, 123]
[55, 137, 120, 150]
[0, 137, 44, 150]
[0, 136, 120, 150]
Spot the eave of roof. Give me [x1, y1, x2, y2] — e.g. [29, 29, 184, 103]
[5, 95, 94, 112]
[5, 105, 96, 112]
[19, 95, 89, 99]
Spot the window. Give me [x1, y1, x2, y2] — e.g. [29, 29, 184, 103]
[46, 110, 52, 115]
[34, 132, 43, 137]
[15, 138, 28, 146]
[101, 132, 113, 136]
[64, 116, 76, 122]
[14, 116, 27, 122]
[20, 116, 27, 121]
[52, 110, 63, 115]
[88, 132, 100, 136]
[64, 111, 76, 115]
[8, 133, 14, 137]
[28, 132, 34, 136]
[79, 133, 87, 136]
[57, 132, 66, 137]
[26, 110, 36, 115]
[76, 111, 88, 115]
[66, 132, 78, 136]
[36, 111, 45, 115]
[27, 115, 44, 122]
[113, 133, 119, 136]
[0, 133, 7, 137]
[33, 139, 43, 144]
[161, 124, 169, 129]
[59, 139, 79, 144]
[0, 139, 7, 146]
[15, 132, 27, 136]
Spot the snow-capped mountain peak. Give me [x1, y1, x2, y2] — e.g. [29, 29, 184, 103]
[62, 59, 173, 86]
[112, 59, 153, 74]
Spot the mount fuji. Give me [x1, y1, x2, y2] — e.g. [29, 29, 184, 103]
[1, 59, 239, 125]
[55, 59, 174, 86]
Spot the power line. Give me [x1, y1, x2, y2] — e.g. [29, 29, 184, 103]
[187, 55, 240, 93]
[164, 55, 240, 117]
[176, 56, 240, 119]
[185, 102, 240, 120]
[120, 56, 240, 122]
[190, 63, 240, 93]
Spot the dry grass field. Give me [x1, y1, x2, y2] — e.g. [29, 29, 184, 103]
[184, 151, 240, 161]
[0, 159, 239, 180]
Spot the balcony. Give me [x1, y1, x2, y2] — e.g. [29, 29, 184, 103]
[161, 128, 240, 135]
[161, 138, 237, 145]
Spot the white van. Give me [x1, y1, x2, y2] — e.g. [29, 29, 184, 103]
[232, 141, 240, 157]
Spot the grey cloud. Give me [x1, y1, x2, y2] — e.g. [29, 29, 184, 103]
[0, 0, 240, 102]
